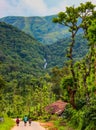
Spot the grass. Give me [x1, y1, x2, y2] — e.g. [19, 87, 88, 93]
[52, 118, 75, 130]
[0, 117, 15, 130]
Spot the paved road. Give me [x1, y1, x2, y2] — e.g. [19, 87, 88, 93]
[11, 121, 46, 130]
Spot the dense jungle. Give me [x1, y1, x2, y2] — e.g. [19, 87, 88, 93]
[0, 2, 96, 130]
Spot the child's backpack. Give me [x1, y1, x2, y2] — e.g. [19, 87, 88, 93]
[24, 117, 28, 122]
[16, 118, 19, 123]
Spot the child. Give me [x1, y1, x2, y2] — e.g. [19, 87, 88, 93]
[16, 117, 20, 126]
[28, 118, 32, 126]
[23, 115, 28, 126]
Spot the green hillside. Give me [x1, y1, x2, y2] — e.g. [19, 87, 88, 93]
[0, 16, 69, 44]
[0, 22, 88, 81]
[45, 35, 88, 68]
[0, 22, 46, 81]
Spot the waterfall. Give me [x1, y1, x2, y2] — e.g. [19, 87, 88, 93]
[44, 58, 47, 69]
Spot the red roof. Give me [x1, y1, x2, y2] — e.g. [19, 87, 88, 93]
[45, 100, 68, 115]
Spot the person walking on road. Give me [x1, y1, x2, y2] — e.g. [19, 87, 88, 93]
[28, 118, 32, 126]
[23, 115, 28, 126]
[16, 117, 20, 126]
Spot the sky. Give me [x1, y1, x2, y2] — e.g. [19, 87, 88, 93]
[0, 0, 96, 18]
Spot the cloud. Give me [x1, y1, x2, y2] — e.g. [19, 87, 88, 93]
[18, 0, 69, 16]
[0, 0, 96, 18]
[0, 0, 9, 17]
[50, 0, 96, 15]
[17, 0, 48, 16]
[0, 0, 48, 17]
[90, 0, 96, 4]
[43, 1, 66, 15]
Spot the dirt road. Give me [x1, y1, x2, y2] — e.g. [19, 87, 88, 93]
[11, 121, 46, 130]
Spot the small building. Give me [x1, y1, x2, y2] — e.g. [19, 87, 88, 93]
[45, 100, 68, 116]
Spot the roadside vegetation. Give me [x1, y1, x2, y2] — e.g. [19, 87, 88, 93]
[0, 116, 15, 130]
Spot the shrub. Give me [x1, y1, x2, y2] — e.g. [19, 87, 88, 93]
[0, 117, 15, 130]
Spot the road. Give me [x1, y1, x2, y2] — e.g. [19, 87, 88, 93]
[11, 121, 46, 130]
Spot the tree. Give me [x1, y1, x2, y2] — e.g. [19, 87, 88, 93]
[87, 19, 96, 87]
[78, 2, 96, 101]
[53, 2, 96, 107]
[61, 76, 76, 108]
[53, 5, 81, 108]
[51, 66, 64, 98]
[31, 84, 55, 119]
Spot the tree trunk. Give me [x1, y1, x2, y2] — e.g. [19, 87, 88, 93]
[68, 87, 76, 109]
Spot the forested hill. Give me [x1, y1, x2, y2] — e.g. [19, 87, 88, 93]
[0, 22, 88, 81]
[45, 35, 88, 68]
[0, 22, 46, 81]
[0, 15, 70, 44]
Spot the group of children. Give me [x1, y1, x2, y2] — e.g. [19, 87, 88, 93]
[16, 116, 32, 126]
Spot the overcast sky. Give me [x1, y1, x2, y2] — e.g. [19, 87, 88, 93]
[0, 0, 96, 18]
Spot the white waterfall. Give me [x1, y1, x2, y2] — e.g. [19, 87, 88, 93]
[44, 58, 47, 69]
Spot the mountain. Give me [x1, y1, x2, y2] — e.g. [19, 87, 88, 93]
[0, 22, 46, 81]
[0, 16, 69, 45]
[0, 21, 88, 81]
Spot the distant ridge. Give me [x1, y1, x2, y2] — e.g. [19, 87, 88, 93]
[0, 15, 69, 44]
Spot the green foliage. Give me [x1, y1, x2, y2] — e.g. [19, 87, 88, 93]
[88, 19, 96, 44]
[62, 104, 74, 120]
[29, 84, 55, 120]
[56, 100, 96, 130]
[45, 34, 88, 68]
[63, 96, 96, 130]
[0, 117, 15, 130]
[82, 97, 96, 130]
[0, 76, 6, 89]
[0, 22, 46, 80]
[52, 115, 74, 130]
[52, 2, 96, 130]
[2, 76, 55, 119]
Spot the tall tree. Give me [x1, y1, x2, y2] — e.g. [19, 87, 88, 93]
[53, 2, 96, 107]
[78, 2, 96, 100]
[53, 6, 81, 108]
